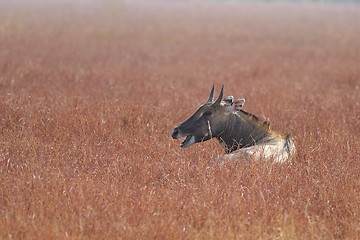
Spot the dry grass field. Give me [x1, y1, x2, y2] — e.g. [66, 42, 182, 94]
[1, 1, 360, 239]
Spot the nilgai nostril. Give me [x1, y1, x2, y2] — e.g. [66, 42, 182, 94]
[171, 128, 179, 139]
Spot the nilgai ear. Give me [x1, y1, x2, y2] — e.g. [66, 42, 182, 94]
[223, 96, 234, 104]
[234, 99, 245, 111]
[222, 96, 234, 112]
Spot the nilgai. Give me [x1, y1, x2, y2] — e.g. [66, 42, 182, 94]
[171, 85, 296, 163]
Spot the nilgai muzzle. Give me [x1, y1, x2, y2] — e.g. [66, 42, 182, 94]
[171, 85, 296, 163]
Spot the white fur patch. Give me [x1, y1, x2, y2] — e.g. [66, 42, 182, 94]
[219, 137, 296, 163]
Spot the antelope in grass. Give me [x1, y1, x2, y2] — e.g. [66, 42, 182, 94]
[171, 85, 296, 163]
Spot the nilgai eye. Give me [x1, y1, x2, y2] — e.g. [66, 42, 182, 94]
[204, 111, 213, 116]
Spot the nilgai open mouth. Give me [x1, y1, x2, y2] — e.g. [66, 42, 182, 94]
[180, 135, 195, 148]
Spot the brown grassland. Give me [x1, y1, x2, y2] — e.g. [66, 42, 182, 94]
[1, 1, 360, 239]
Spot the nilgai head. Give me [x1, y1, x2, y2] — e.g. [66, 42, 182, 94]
[171, 85, 245, 148]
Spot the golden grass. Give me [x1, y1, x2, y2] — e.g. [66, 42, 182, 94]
[1, 1, 360, 239]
